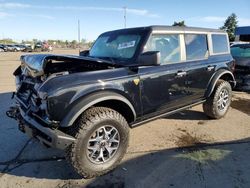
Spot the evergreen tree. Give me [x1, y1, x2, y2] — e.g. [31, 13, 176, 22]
[220, 13, 238, 41]
[172, 21, 186, 27]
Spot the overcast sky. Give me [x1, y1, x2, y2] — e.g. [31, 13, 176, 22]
[0, 0, 250, 42]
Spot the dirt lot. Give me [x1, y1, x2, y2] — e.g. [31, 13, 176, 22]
[0, 50, 250, 188]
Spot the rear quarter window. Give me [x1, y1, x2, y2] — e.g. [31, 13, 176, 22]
[212, 34, 229, 54]
[185, 34, 208, 61]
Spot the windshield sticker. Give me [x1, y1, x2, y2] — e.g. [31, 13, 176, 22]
[118, 41, 136, 50]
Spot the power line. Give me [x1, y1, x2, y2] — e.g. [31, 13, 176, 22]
[78, 19, 80, 43]
[123, 6, 127, 28]
[78, 19, 80, 51]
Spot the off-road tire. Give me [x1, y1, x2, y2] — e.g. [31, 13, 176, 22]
[66, 107, 129, 178]
[203, 79, 232, 119]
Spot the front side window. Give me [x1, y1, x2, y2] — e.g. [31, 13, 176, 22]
[185, 34, 208, 61]
[212, 34, 229, 54]
[145, 34, 181, 64]
[89, 34, 141, 60]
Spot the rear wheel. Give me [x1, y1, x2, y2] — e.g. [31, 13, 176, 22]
[66, 107, 129, 178]
[203, 79, 232, 119]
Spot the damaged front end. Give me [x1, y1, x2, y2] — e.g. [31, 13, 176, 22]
[6, 105, 75, 149]
[6, 54, 115, 149]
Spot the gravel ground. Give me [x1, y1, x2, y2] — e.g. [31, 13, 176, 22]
[0, 50, 250, 188]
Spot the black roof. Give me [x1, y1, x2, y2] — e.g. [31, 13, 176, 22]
[148, 25, 224, 33]
[102, 25, 225, 35]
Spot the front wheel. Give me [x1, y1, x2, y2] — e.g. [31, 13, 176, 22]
[203, 79, 232, 119]
[66, 107, 129, 178]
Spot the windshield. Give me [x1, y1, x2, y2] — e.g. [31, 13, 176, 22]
[89, 33, 142, 60]
[231, 45, 250, 58]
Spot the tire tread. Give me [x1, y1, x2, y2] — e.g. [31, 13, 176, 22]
[66, 107, 129, 178]
[203, 79, 232, 119]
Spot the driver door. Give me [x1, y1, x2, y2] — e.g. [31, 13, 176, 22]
[139, 34, 191, 119]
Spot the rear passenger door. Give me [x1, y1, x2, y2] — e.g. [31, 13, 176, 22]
[183, 34, 215, 102]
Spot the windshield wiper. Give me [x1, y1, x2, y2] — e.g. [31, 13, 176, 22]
[97, 56, 117, 64]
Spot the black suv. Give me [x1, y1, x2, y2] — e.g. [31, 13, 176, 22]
[7, 26, 236, 178]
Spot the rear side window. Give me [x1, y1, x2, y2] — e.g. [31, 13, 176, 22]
[212, 34, 229, 54]
[185, 34, 208, 61]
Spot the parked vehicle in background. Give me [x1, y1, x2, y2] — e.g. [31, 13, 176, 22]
[4, 44, 21, 52]
[48, 45, 53, 51]
[15, 44, 26, 52]
[23, 44, 33, 52]
[34, 41, 52, 52]
[13, 45, 22, 51]
[7, 26, 235, 178]
[231, 43, 250, 91]
[0, 44, 33, 52]
[5, 45, 16, 52]
[230, 41, 250, 46]
[0, 44, 7, 52]
[34, 42, 42, 52]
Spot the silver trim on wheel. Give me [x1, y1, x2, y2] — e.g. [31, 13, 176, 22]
[217, 88, 229, 111]
[87, 125, 120, 164]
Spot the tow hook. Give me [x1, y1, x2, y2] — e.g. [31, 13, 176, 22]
[6, 106, 19, 120]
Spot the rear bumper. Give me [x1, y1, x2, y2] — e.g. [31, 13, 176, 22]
[7, 106, 75, 150]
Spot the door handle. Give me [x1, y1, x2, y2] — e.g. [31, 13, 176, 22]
[207, 65, 215, 71]
[176, 71, 187, 77]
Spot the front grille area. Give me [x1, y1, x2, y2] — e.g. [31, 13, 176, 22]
[16, 81, 41, 110]
[15, 81, 50, 125]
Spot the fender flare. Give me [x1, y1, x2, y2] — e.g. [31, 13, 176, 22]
[205, 69, 236, 97]
[60, 91, 136, 127]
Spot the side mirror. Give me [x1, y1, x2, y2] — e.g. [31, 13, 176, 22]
[79, 50, 89, 56]
[138, 51, 160, 66]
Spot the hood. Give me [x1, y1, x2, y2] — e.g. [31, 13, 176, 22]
[20, 54, 116, 77]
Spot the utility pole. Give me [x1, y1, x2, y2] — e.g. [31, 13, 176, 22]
[78, 19, 81, 51]
[123, 6, 127, 28]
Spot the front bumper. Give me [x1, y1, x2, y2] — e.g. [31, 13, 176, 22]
[7, 106, 76, 150]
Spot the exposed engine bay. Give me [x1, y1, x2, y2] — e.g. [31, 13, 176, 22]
[17, 54, 115, 80]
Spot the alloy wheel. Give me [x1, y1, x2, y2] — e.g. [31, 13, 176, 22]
[87, 125, 120, 164]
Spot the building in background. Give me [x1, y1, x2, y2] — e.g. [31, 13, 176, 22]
[235, 26, 250, 42]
